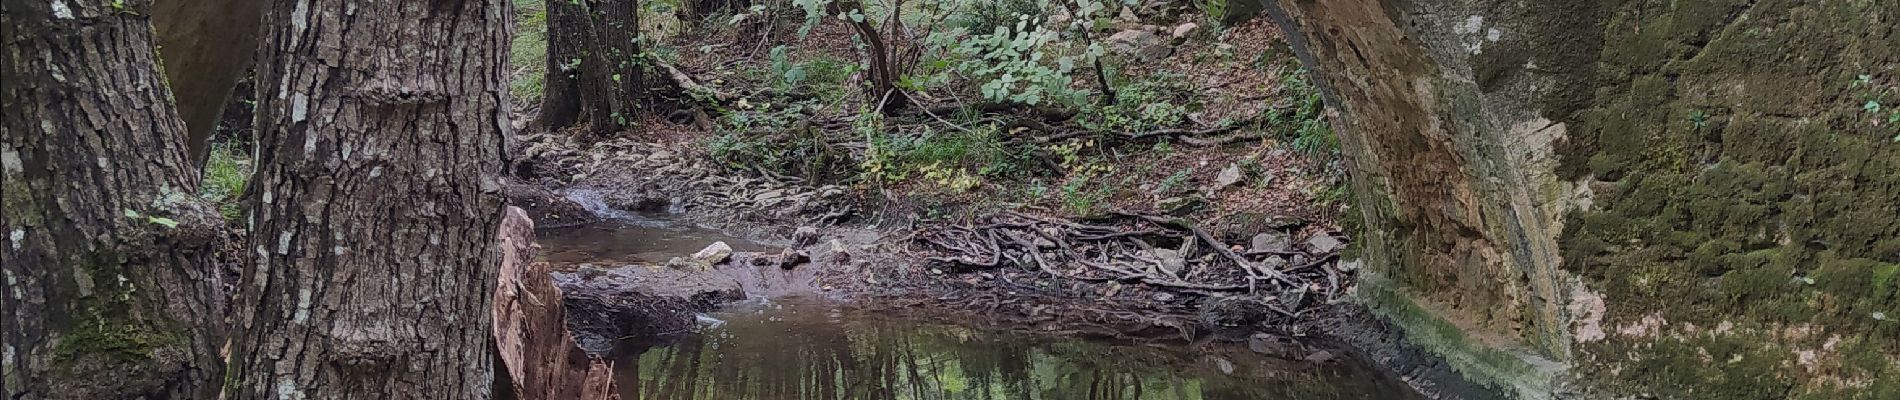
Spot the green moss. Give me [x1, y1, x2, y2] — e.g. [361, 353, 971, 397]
[1559, 0, 1900, 396]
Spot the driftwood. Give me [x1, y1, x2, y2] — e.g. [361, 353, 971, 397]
[492, 207, 621, 400]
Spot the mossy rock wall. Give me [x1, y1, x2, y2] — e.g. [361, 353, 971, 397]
[1260, 0, 1899, 398]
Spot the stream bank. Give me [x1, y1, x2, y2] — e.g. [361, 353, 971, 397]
[503, 146, 1493, 398]
[526, 210, 1434, 399]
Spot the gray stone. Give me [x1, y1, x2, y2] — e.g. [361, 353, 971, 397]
[1172, 22, 1199, 39]
[777, 248, 810, 269]
[1106, 29, 1170, 62]
[692, 241, 733, 264]
[791, 226, 821, 247]
[1158, 196, 1207, 216]
[1249, 231, 1292, 253]
[1213, 162, 1244, 191]
[1150, 248, 1186, 277]
[1304, 234, 1344, 254]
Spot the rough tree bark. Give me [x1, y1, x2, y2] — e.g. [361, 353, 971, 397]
[534, 0, 588, 130]
[0, 0, 225, 398]
[228, 0, 512, 398]
[152, 0, 266, 166]
[543, 0, 681, 136]
[581, 0, 649, 135]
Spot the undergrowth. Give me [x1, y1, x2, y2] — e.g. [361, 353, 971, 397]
[199, 142, 250, 221]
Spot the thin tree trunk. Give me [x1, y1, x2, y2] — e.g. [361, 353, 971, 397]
[229, 0, 512, 398]
[535, 0, 588, 131]
[153, 0, 266, 166]
[0, 1, 225, 398]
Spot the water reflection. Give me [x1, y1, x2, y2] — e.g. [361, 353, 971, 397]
[614, 299, 1422, 400]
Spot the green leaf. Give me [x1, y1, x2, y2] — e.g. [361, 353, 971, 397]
[1867, 100, 1883, 113]
[147, 217, 179, 229]
[123, 209, 142, 219]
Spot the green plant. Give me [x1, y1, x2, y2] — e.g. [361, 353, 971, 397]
[1060, 174, 1108, 215]
[1197, 0, 1227, 28]
[1689, 109, 1710, 130]
[199, 142, 251, 221]
[936, 16, 1089, 106]
[1076, 72, 1195, 131]
[949, 0, 1042, 36]
[509, 0, 550, 101]
[1155, 167, 1193, 194]
[1276, 66, 1338, 157]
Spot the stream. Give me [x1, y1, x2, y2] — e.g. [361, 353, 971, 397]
[538, 216, 1424, 399]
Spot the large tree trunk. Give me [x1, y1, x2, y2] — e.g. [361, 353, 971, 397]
[152, 0, 266, 166]
[0, 1, 225, 398]
[534, 0, 588, 131]
[228, 0, 512, 398]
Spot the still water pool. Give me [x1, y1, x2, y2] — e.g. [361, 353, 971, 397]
[610, 299, 1423, 400]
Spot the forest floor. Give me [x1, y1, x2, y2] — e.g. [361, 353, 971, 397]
[498, 0, 1370, 344]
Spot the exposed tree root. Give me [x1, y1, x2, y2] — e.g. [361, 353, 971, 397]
[909, 211, 1351, 319]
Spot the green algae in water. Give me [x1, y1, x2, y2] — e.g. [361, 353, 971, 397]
[612, 299, 1424, 400]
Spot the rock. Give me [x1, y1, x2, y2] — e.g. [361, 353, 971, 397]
[1304, 234, 1344, 254]
[1264, 215, 1306, 229]
[777, 248, 810, 269]
[1200, 297, 1273, 329]
[692, 241, 733, 264]
[791, 226, 821, 247]
[666, 256, 711, 270]
[1304, 350, 1338, 363]
[826, 239, 851, 264]
[1171, 22, 1199, 39]
[1157, 196, 1206, 216]
[1106, 29, 1171, 62]
[1249, 231, 1293, 253]
[1150, 248, 1186, 277]
[1212, 162, 1244, 191]
[1259, 255, 1288, 270]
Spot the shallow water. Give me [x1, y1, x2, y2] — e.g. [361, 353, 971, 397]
[536, 218, 777, 265]
[539, 213, 1423, 400]
[610, 299, 1424, 400]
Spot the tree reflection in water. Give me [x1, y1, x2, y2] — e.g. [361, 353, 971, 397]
[611, 299, 1422, 400]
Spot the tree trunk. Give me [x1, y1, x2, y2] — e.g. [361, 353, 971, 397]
[0, 1, 226, 399]
[582, 0, 647, 136]
[677, 0, 747, 24]
[152, 0, 266, 166]
[534, 0, 588, 131]
[228, 0, 511, 398]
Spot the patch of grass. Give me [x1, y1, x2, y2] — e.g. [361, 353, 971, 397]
[1078, 71, 1197, 132]
[1274, 66, 1337, 157]
[509, 0, 550, 102]
[199, 143, 250, 221]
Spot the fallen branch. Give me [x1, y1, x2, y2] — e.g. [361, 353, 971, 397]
[654, 60, 734, 104]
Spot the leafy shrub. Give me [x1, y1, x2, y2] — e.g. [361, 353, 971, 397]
[935, 16, 1089, 106]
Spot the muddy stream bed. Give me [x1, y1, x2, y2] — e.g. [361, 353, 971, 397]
[536, 218, 1425, 399]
